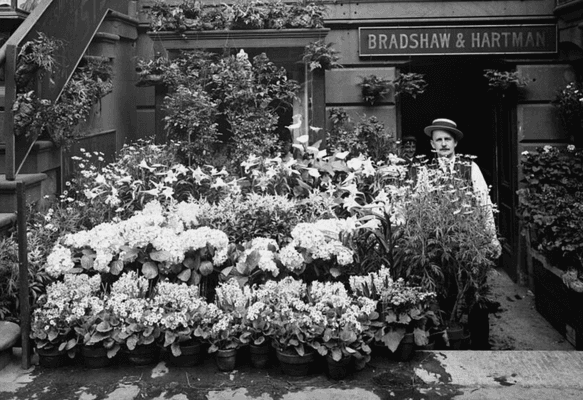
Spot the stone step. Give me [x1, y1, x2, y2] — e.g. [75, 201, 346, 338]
[0, 211, 16, 236]
[0, 140, 60, 175]
[0, 321, 20, 372]
[0, 173, 47, 214]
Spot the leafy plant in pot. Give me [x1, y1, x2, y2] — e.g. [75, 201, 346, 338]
[359, 75, 392, 106]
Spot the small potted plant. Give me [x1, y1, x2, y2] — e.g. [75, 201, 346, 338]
[30, 274, 102, 367]
[152, 281, 210, 366]
[109, 271, 162, 366]
[359, 75, 393, 105]
[309, 281, 377, 379]
[302, 40, 342, 71]
[393, 72, 428, 99]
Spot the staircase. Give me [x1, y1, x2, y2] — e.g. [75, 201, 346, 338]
[0, 0, 136, 236]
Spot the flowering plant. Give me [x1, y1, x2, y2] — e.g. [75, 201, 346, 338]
[309, 281, 377, 368]
[517, 145, 583, 282]
[266, 277, 325, 356]
[108, 272, 162, 351]
[152, 281, 210, 356]
[45, 200, 230, 294]
[302, 40, 342, 71]
[239, 284, 277, 346]
[554, 82, 583, 136]
[350, 267, 437, 352]
[278, 219, 355, 282]
[222, 237, 281, 287]
[206, 279, 248, 352]
[30, 274, 102, 354]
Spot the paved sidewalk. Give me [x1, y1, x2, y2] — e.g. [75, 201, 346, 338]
[1, 349, 583, 400]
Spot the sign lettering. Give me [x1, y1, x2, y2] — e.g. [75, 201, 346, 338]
[359, 25, 557, 56]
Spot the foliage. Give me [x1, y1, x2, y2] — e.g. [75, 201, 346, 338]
[30, 274, 101, 353]
[148, 0, 326, 32]
[395, 160, 498, 326]
[309, 281, 377, 367]
[15, 32, 62, 91]
[517, 145, 583, 277]
[206, 279, 248, 352]
[483, 69, 527, 93]
[359, 75, 392, 105]
[44, 200, 230, 294]
[349, 267, 437, 352]
[139, 50, 299, 170]
[554, 81, 583, 136]
[326, 108, 400, 162]
[393, 72, 427, 99]
[302, 40, 342, 71]
[13, 56, 114, 149]
[152, 281, 210, 356]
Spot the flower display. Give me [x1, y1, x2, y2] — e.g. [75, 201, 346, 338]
[31, 274, 102, 353]
[44, 200, 230, 289]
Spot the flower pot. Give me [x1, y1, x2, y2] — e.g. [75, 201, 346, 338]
[215, 348, 237, 372]
[124, 344, 160, 366]
[276, 349, 315, 376]
[446, 326, 466, 350]
[326, 354, 352, 380]
[81, 345, 113, 369]
[249, 343, 270, 369]
[391, 332, 415, 361]
[37, 347, 68, 368]
[166, 341, 204, 367]
[430, 330, 448, 350]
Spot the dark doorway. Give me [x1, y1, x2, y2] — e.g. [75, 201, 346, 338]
[400, 58, 494, 185]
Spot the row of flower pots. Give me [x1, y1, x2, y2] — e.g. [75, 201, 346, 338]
[37, 329, 471, 380]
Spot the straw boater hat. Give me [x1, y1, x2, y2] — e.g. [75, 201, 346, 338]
[424, 118, 464, 141]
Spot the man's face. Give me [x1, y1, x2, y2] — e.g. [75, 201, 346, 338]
[402, 141, 416, 159]
[430, 130, 457, 159]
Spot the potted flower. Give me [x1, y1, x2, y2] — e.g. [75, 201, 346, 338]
[309, 281, 377, 379]
[109, 271, 162, 366]
[74, 305, 120, 369]
[266, 277, 324, 376]
[302, 40, 342, 71]
[277, 219, 356, 283]
[152, 281, 210, 366]
[359, 75, 392, 106]
[349, 266, 438, 360]
[206, 279, 248, 371]
[30, 274, 102, 367]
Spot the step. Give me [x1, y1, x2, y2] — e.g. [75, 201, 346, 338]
[0, 140, 60, 174]
[0, 172, 47, 213]
[0, 321, 20, 371]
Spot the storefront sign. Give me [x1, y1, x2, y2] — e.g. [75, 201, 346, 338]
[359, 24, 557, 56]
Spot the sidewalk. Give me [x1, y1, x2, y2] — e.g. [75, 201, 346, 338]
[1, 348, 583, 400]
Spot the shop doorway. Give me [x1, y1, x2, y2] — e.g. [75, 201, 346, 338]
[400, 58, 517, 278]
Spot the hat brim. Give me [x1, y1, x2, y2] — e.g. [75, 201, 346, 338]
[424, 125, 463, 141]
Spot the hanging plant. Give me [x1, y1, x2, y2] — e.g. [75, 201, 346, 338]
[302, 40, 342, 71]
[483, 69, 527, 94]
[358, 75, 392, 105]
[553, 81, 583, 138]
[393, 72, 427, 99]
[15, 32, 63, 91]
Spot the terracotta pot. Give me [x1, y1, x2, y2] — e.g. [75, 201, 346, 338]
[249, 343, 270, 369]
[326, 354, 352, 380]
[166, 341, 204, 367]
[276, 349, 315, 376]
[81, 345, 113, 369]
[37, 347, 68, 368]
[124, 344, 160, 366]
[391, 332, 415, 361]
[215, 348, 237, 372]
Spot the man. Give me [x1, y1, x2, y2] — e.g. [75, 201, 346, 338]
[424, 118, 502, 258]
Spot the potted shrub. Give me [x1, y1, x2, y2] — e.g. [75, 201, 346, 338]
[302, 40, 342, 71]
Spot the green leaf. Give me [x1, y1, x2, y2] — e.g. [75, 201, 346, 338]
[80, 254, 94, 270]
[109, 260, 124, 276]
[96, 321, 112, 333]
[381, 328, 406, 353]
[142, 261, 158, 279]
[177, 268, 191, 282]
[150, 250, 172, 262]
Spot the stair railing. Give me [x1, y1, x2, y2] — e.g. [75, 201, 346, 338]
[0, 0, 133, 180]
